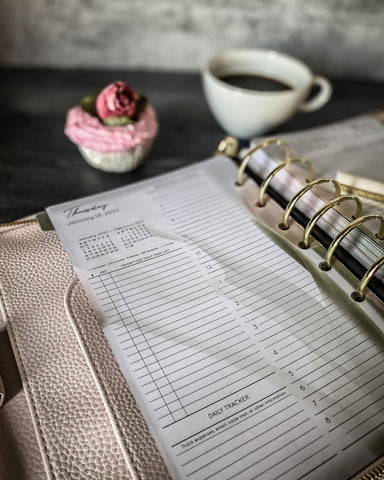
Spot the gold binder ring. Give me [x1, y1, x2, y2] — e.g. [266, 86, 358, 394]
[215, 136, 239, 158]
[351, 255, 384, 302]
[236, 138, 290, 186]
[299, 195, 363, 250]
[257, 157, 314, 208]
[320, 214, 384, 271]
[279, 178, 341, 230]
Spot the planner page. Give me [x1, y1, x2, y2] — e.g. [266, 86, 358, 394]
[47, 157, 384, 480]
[253, 114, 384, 187]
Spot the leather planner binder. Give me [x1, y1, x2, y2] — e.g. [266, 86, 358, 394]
[1, 119, 383, 479]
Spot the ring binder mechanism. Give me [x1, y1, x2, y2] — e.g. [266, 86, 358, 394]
[279, 178, 341, 230]
[257, 157, 314, 207]
[352, 255, 384, 302]
[215, 136, 239, 158]
[298, 195, 362, 249]
[319, 214, 384, 271]
[235, 138, 384, 304]
[236, 138, 290, 186]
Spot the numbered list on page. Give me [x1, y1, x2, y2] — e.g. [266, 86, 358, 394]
[48, 157, 384, 480]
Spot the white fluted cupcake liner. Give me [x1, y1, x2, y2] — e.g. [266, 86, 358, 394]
[78, 138, 154, 173]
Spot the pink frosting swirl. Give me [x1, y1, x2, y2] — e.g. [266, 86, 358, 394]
[65, 105, 158, 153]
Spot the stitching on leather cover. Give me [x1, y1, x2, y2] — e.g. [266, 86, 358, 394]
[64, 277, 141, 480]
[0, 286, 53, 480]
[0, 375, 5, 408]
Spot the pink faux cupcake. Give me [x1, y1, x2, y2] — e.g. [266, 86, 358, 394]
[65, 81, 158, 172]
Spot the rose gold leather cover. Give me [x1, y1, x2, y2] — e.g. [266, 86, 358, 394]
[0, 222, 170, 479]
[2, 206, 382, 480]
[0, 328, 47, 480]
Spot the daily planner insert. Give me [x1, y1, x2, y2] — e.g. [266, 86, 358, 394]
[48, 156, 384, 480]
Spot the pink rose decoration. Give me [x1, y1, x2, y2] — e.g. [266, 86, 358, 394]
[96, 81, 139, 120]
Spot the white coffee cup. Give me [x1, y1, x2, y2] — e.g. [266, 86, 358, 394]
[202, 49, 332, 139]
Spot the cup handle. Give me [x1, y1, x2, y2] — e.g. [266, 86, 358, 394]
[299, 75, 332, 112]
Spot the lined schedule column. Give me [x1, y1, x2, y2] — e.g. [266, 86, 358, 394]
[90, 264, 190, 424]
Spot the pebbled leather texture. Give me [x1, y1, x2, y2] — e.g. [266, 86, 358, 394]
[65, 279, 170, 480]
[0, 222, 169, 479]
[0, 328, 47, 480]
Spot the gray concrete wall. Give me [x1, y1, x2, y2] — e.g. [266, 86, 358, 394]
[1, 0, 383, 80]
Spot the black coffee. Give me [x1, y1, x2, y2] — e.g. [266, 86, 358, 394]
[219, 73, 292, 92]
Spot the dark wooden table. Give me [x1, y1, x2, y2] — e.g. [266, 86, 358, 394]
[1, 68, 383, 222]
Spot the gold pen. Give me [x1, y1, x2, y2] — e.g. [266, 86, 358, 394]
[335, 171, 384, 203]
